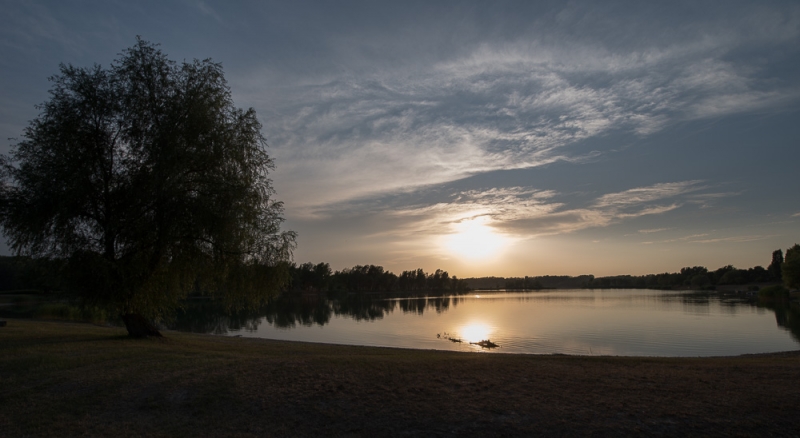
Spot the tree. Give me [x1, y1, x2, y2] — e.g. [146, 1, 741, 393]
[768, 249, 783, 281]
[690, 274, 711, 288]
[783, 244, 800, 290]
[0, 38, 296, 336]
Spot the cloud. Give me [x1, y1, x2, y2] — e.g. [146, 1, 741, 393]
[641, 233, 710, 245]
[681, 233, 711, 240]
[0, 3, 87, 55]
[682, 191, 742, 209]
[640, 232, 780, 246]
[594, 181, 704, 208]
[639, 228, 671, 234]
[467, 181, 702, 237]
[191, 1, 225, 25]
[307, 181, 710, 251]
[262, 4, 800, 211]
[689, 235, 777, 244]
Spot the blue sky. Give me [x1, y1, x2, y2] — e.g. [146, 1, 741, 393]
[2, 0, 799, 276]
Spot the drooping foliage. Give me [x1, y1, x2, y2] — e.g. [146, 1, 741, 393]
[0, 38, 295, 334]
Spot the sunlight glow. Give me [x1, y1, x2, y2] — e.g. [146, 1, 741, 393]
[443, 216, 511, 261]
[460, 322, 492, 343]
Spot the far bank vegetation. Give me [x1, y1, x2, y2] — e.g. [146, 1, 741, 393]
[1, 245, 797, 299]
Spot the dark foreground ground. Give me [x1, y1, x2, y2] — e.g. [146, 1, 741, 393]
[1, 319, 799, 437]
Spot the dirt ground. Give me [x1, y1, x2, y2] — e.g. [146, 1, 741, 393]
[2, 319, 799, 437]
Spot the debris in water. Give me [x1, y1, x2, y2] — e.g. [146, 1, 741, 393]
[470, 339, 499, 349]
[437, 332, 463, 343]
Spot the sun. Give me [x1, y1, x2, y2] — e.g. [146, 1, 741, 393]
[443, 216, 511, 260]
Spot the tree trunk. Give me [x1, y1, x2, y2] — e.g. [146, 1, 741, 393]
[121, 313, 162, 337]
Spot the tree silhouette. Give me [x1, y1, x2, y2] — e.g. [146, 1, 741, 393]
[769, 249, 784, 281]
[0, 38, 295, 336]
[783, 244, 800, 290]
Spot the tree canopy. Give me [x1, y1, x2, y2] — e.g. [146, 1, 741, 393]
[0, 38, 296, 336]
[783, 244, 800, 290]
[768, 249, 783, 281]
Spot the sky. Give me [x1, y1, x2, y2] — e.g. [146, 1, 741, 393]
[1, 0, 799, 278]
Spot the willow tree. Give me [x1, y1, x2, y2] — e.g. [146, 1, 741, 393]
[0, 38, 296, 336]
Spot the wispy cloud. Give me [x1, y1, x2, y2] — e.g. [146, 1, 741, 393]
[686, 192, 741, 208]
[639, 228, 671, 234]
[689, 235, 777, 244]
[263, 4, 800, 210]
[681, 233, 711, 241]
[0, 3, 87, 55]
[594, 181, 704, 208]
[641, 232, 780, 246]
[191, 1, 225, 25]
[641, 233, 710, 245]
[309, 180, 710, 249]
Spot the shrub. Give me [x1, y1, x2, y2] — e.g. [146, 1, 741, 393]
[758, 285, 790, 300]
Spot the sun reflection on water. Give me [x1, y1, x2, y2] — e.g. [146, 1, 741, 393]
[459, 322, 493, 344]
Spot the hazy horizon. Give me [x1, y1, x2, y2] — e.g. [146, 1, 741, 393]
[2, 1, 799, 278]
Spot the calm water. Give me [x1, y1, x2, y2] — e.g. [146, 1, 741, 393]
[173, 289, 800, 357]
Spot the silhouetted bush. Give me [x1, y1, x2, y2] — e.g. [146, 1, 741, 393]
[758, 285, 790, 300]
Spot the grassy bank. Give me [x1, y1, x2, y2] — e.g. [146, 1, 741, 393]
[1, 319, 799, 437]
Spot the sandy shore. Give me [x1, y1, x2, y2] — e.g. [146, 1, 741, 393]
[2, 319, 799, 437]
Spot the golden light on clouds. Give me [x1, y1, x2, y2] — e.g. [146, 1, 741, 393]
[443, 216, 513, 261]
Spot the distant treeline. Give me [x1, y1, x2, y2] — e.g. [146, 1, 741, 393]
[288, 262, 470, 294]
[466, 249, 787, 291]
[0, 245, 791, 295]
[583, 264, 779, 289]
[464, 275, 593, 290]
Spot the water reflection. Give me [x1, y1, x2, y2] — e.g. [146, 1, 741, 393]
[172, 292, 467, 333]
[167, 290, 800, 356]
[172, 299, 267, 334]
[459, 322, 493, 344]
[759, 300, 800, 342]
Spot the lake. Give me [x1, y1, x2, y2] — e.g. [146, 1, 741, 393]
[173, 289, 800, 357]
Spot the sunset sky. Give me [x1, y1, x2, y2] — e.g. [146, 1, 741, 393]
[2, 1, 799, 277]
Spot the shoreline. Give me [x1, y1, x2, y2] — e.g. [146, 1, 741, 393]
[2, 319, 800, 436]
[221, 332, 800, 359]
[10, 315, 800, 359]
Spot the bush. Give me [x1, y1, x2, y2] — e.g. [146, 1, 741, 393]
[758, 285, 790, 300]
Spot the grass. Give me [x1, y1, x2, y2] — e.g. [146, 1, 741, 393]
[2, 319, 799, 437]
